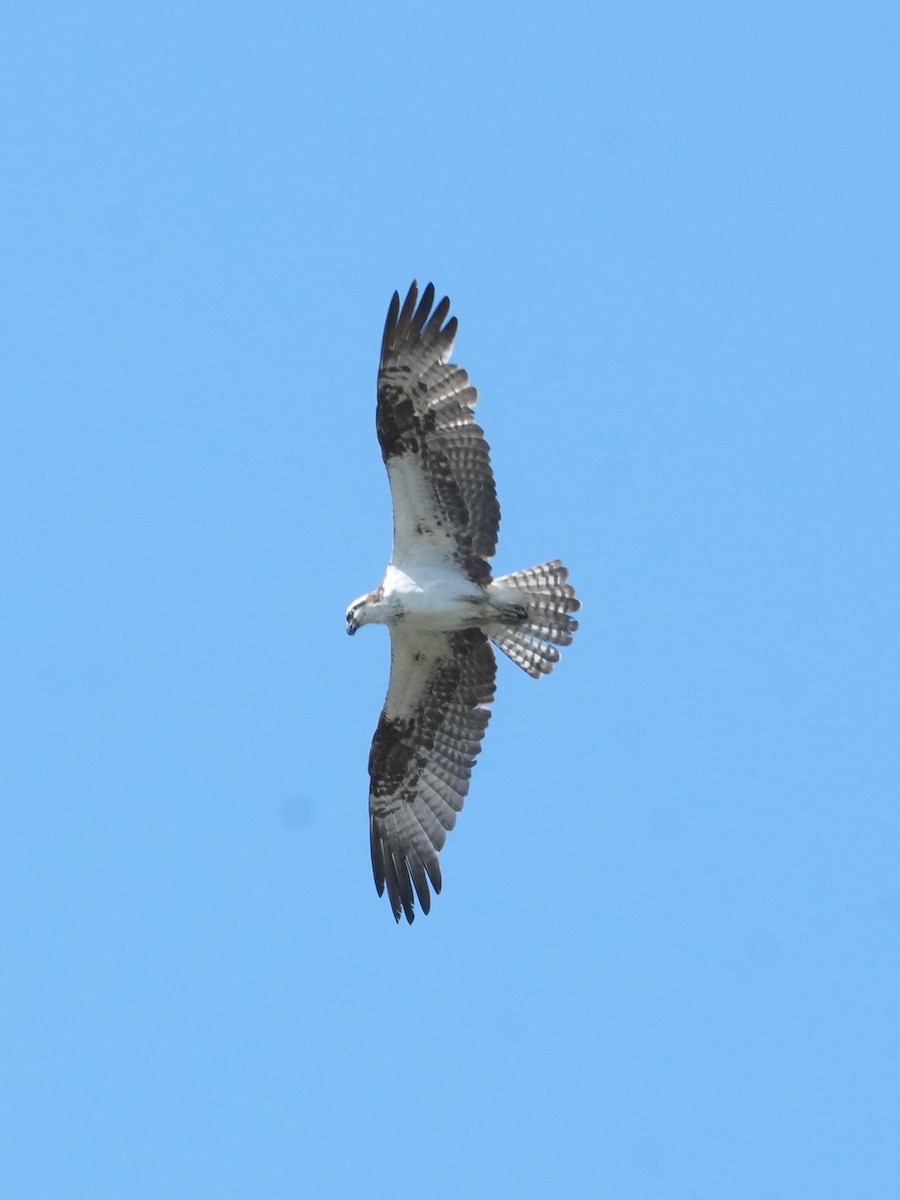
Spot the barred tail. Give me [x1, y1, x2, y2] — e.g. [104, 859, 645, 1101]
[488, 560, 580, 678]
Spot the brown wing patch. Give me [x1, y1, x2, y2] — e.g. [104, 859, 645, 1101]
[368, 629, 497, 923]
[376, 283, 501, 583]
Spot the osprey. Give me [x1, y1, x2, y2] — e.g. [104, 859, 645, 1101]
[347, 282, 580, 923]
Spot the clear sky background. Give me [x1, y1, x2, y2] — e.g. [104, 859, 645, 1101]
[2, 3, 899, 1197]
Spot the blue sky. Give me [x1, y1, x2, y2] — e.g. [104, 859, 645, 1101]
[2, 2, 899, 1196]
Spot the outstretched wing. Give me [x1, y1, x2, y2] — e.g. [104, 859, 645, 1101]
[368, 627, 497, 923]
[377, 282, 501, 585]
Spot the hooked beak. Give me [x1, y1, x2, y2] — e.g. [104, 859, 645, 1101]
[347, 617, 358, 636]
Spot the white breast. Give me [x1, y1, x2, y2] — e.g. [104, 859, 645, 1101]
[382, 563, 485, 632]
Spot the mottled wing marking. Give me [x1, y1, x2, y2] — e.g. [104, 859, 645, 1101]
[377, 282, 501, 584]
[368, 627, 497, 923]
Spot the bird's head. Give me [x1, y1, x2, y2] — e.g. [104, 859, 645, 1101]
[346, 588, 383, 635]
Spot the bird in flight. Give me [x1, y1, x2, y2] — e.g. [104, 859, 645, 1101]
[347, 283, 580, 922]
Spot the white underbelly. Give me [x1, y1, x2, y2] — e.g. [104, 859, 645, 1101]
[383, 564, 487, 631]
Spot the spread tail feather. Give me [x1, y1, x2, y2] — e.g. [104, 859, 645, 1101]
[488, 560, 580, 678]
